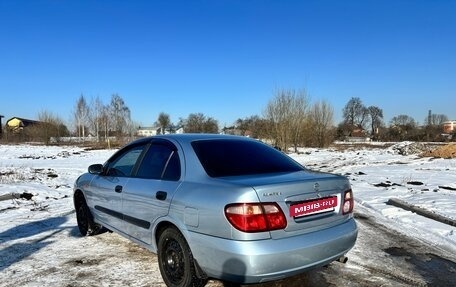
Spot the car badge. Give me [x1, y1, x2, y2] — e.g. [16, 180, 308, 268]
[263, 191, 282, 197]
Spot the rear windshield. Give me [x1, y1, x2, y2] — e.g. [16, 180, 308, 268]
[191, 139, 303, 177]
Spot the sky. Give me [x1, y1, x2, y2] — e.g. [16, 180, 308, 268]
[0, 0, 455, 129]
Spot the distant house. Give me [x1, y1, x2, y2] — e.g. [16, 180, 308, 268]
[443, 121, 456, 134]
[342, 126, 369, 142]
[350, 127, 367, 137]
[136, 125, 185, 137]
[136, 126, 161, 137]
[6, 117, 39, 134]
[222, 126, 242, 136]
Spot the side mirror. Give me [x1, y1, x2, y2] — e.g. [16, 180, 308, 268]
[88, 164, 104, 175]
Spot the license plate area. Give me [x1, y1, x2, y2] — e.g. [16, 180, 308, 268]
[290, 196, 338, 218]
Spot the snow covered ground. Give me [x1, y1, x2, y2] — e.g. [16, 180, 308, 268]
[0, 142, 455, 286]
[292, 143, 456, 254]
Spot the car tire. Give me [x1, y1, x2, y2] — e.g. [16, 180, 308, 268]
[158, 227, 207, 287]
[75, 197, 104, 236]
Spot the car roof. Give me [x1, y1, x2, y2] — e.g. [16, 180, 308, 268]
[131, 133, 255, 146]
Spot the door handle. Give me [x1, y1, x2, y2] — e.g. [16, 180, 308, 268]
[156, 191, 167, 200]
[115, 185, 123, 193]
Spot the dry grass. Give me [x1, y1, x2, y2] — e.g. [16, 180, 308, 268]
[421, 143, 456, 159]
[0, 168, 28, 183]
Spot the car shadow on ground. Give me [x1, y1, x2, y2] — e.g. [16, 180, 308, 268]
[0, 214, 78, 272]
[0, 215, 68, 242]
[217, 257, 330, 287]
[219, 268, 330, 287]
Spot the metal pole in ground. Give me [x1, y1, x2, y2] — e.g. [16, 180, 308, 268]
[0, 115, 4, 139]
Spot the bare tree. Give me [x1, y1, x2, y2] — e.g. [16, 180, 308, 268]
[289, 93, 309, 151]
[425, 112, 449, 141]
[264, 89, 309, 152]
[31, 110, 69, 144]
[157, 112, 171, 134]
[99, 103, 111, 141]
[368, 106, 384, 139]
[342, 97, 368, 134]
[89, 96, 105, 142]
[110, 94, 131, 138]
[125, 118, 139, 140]
[74, 94, 90, 140]
[309, 100, 334, 147]
[389, 114, 417, 141]
[426, 113, 448, 126]
[390, 114, 417, 127]
[182, 113, 219, 133]
[234, 115, 269, 138]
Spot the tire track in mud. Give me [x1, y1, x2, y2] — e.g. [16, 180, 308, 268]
[347, 212, 456, 287]
[349, 260, 427, 287]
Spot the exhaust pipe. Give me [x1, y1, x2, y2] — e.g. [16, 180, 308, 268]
[337, 255, 348, 264]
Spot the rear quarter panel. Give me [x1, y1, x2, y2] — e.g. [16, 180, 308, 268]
[169, 179, 272, 241]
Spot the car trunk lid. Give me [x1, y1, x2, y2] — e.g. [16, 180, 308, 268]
[223, 170, 352, 237]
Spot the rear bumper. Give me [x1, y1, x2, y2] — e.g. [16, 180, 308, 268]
[188, 218, 358, 284]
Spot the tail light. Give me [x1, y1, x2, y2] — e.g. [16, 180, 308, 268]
[342, 189, 354, 215]
[225, 203, 287, 232]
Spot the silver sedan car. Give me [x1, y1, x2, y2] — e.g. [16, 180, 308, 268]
[74, 134, 357, 287]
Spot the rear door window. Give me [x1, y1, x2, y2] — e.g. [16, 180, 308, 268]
[135, 141, 181, 181]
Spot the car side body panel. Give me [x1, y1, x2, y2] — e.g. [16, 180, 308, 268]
[121, 177, 182, 245]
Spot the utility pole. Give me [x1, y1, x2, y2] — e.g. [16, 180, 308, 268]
[427, 110, 432, 142]
[0, 115, 4, 139]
